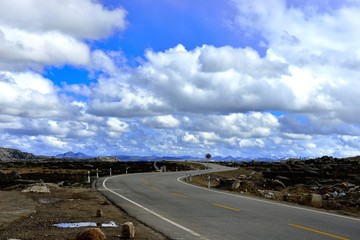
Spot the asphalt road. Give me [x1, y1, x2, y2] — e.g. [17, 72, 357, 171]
[97, 164, 360, 240]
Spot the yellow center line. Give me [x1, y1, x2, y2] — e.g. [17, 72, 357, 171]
[141, 177, 150, 186]
[172, 193, 190, 199]
[150, 186, 159, 191]
[212, 203, 240, 212]
[289, 224, 350, 240]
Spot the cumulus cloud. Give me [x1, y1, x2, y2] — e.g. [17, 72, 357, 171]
[0, 71, 69, 118]
[142, 115, 180, 128]
[106, 117, 129, 138]
[0, 0, 126, 39]
[137, 44, 293, 113]
[0, 0, 126, 71]
[87, 77, 169, 117]
[231, 0, 360, 119]
[0, 26, 90, 71]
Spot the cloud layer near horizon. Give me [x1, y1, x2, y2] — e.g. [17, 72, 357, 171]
[0, 0, 359, 158]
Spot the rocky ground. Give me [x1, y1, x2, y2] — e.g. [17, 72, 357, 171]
[0, 186, 169, 240]
[194, 156, 360, 216]
[1, 156, 359, 240]
[0, 161, 197, 240]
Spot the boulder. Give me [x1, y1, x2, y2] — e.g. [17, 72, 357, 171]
[122, 222, 135, 239]
[238, 174, 247, 180]
[231, 180, 241, 190]
[304, 193, 323, 208]
[22, 184, 50, 193]
[75, 228, 106, 240]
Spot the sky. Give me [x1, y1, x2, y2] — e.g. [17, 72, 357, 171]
[1, 0, 360, 159]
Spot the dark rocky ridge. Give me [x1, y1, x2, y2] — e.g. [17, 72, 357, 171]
[0, 147, 37, 162]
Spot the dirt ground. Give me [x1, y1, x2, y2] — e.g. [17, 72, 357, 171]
[0, 185, 168, 240]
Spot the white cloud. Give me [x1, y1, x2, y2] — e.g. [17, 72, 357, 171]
[142, 115, 180, 128]
[0, 26, 90, 70]
[0, 0, 126, 71]
[41, 136, 67, 149]
[231, 0, 360, 119]
[182, 132, 200, 144]
[106, 117, 129, 132]
[239, 139, 265, 148]
[88, 77, 169, 117]
[0, 71, 68, 118]
[138, 44, 292, 113]
[0, 0, 126, 40]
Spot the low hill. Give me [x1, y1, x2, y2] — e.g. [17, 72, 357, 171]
[0, 147, 37, 162]
[0, 147, 118, 162]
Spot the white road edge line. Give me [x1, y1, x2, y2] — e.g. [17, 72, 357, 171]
[102, 176, 206, 239]
[177, 176, 360, 222]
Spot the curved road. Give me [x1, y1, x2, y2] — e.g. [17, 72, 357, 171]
[97, 164, 359, 240]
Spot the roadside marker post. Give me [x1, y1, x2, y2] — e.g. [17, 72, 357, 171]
[87, 171, 90, 183]
[96, 168, 99, 179]
[109, 168, 112, 176]
[208, 175, 211, 188]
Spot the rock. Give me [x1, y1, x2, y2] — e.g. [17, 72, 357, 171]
[276, 176, 290, 181]
[14, 179, 38, 185]
[22, 184, 50, 193]
[304, 193, 323, 208]
[75, 228, 106, 240]
[57, 181, 65, 187]
[338, 192, 346, 198]
[231, 180, 241, 190]
[264, 192, 275, 199]
[122, 222, 135, 239]
[332, 191, 339, 198]
[272, 179, 286, 188]
[96, 208, 103, 217]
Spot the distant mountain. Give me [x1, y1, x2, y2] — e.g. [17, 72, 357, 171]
[114, 155, 198, 161]
[55, 151, 91, 159]
[0, 146, 298, 163]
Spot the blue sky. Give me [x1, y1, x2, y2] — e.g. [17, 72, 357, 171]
[1, 0, 360, 159]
